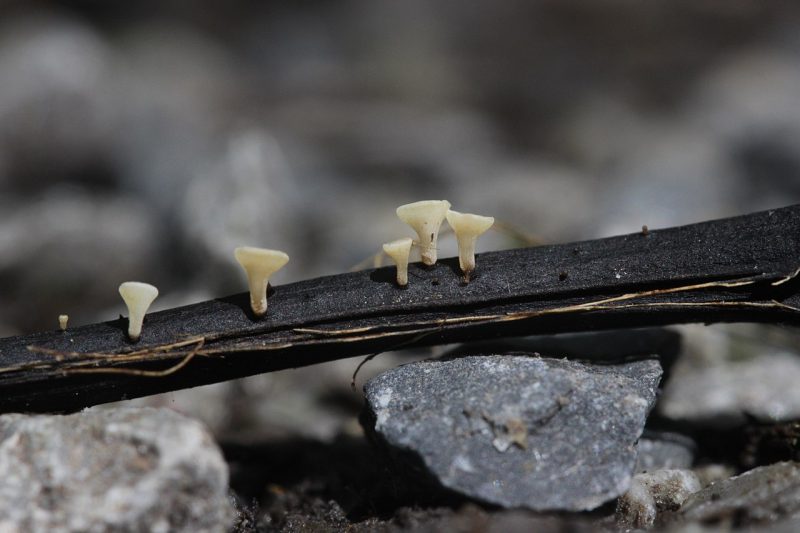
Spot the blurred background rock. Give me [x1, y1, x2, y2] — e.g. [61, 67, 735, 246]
[1, 0, 800, 441]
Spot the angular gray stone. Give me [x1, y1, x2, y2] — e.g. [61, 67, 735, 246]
[0, 407, 233, 533]
[362, 355, 662, 511]
[677, 462, 800, 526]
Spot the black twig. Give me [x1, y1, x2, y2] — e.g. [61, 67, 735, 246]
[1, 205, 800, 413]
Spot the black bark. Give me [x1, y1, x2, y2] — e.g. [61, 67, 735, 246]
[1, 205, 799, 413]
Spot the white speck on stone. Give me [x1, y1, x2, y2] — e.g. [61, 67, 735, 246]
[375, 388, 394, 427]
[492, 437, 511, 453]
[105, 486, 134, 512]
[452, 454, 476, 473]
[624, 395, 649, 409]
[377, 388, 393, 408]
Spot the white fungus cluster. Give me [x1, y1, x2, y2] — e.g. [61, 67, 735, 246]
[385, 200, 494, 287]
[107, 199, 492, 341]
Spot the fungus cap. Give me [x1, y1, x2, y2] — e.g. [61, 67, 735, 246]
[58, 314, 69, 331]
[234, 246, 289, 317]
[446, 210, 494, 237]
[118, 282, 159, 341]
[445, 209, 495, 277]
[396, 200, 451, 265]
[382, 237, 413, 287]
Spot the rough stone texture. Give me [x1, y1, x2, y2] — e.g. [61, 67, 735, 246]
[677, 462, 800, 526]
[616, 469, 701, 529]
[362, 355, 662, 511]
[0, 407, 233, 533]
[659, 352, 800, 426]
[635, 433, 696, 473]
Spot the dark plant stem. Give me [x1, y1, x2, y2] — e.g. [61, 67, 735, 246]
[1, 205, 800, 413]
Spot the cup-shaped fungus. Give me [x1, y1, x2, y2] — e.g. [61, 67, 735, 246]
[396, 200, 451, 266]
[446, 210, 495, 280]
[234, 246, 289, 317]
[118, 282, 159, 341]
[58, 314, 69, 331]
[382, 237, 413, 287]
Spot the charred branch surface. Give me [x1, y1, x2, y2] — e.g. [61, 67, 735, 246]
[1, 205, 800, 413]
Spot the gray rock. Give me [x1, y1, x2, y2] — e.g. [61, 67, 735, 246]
[616, 469, 701, 529]
[677, 462, 800, 526]
[362, 355, 662, 511]
[659, 352, 800, 427]
[636, 433, 696, 473]
[0, 407, 233, 533]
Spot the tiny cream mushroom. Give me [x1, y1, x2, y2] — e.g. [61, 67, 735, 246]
[382, 237, 413, 287]
[234, 246, 289, 317]
[396, 200, 451, 266]
[446, 209, 495, 280]
[58, 314, 68, 331]
[118, 282, 159, 341]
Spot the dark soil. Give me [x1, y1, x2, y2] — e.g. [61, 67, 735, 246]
[223, 435, 613, 532]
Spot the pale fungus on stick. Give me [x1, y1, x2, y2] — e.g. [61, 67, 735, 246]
[446, 209, 495, 281]
[118, 282, 159, 342]
[58, 314, 68, 331]
[396, 200, 451, 266]
[382, 237, 413, 287]
[234, 246, 289, 317]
